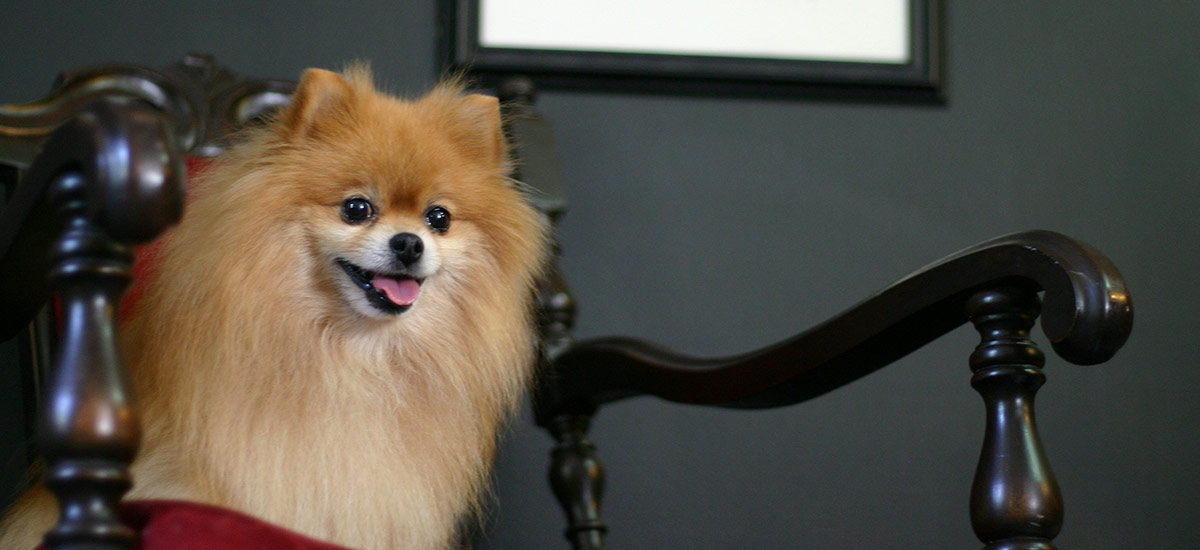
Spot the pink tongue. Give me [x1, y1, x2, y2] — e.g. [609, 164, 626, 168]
[372, 275, 420, 306]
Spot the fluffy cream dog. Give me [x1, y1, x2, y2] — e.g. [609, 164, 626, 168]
[0, 66, 548, 549]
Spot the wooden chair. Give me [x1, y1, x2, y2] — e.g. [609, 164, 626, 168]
[0, 55, 1132, 550]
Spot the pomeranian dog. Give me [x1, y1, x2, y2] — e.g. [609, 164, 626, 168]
[0, 66, 548, 549]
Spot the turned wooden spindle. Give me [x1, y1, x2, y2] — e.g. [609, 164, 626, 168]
[2, 95, 185, 550]
[548, 415, 607, 550]
[537, 262, 600, 550]
[967, 287, 1063, 550]
[497, 76, 604, 549]
[521, 152, 592, 550]
[533, 237, 594, 549]
[38, 172, 141, 550]
[536, 262, 576, 358]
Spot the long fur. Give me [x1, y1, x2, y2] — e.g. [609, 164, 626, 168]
[0, 67, 548, 549]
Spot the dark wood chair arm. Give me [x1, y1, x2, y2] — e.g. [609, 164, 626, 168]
[0, 97, 186, 339]
[0, 54, 300, 550]
[534, 228, 1131, 550]
[0, 53, 284, 342]
[0, 96, 184, 549]
[539, 229, 1131, 414]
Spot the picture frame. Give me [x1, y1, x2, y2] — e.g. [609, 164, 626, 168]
[439, 0, 942, 101]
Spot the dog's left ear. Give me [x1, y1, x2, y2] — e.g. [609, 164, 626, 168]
[453, 94, 508, 169]
[281, 68, 355, 141]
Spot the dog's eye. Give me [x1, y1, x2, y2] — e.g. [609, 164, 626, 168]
[425, 206, 451, 233]
[341, 197, 375, 224]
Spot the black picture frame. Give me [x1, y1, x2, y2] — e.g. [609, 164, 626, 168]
[438, 0, 942, 102]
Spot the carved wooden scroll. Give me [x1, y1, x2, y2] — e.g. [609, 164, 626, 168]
[0, 52, 294, 166]
[532, 226, 1131, 550]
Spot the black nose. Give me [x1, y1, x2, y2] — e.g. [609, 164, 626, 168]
[389, 232, 424, 266]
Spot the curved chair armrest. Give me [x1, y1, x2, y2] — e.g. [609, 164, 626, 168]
[0, 97, 185, 339]
[0, 93, 184, 550]
[540, 230, 1132, 413]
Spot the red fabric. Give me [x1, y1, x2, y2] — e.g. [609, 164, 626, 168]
[123, 500, 352, 550]
[120, 156, 211, 323]
[35, 500, 352, 550]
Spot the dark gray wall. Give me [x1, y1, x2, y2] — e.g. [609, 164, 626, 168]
[2, 2, 1198, 548]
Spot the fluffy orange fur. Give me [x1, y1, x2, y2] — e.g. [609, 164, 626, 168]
[0, 67, 548, 549]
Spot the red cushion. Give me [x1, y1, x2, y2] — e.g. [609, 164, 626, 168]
[123, 500, 352, 550]
[36, 500, 352, 550]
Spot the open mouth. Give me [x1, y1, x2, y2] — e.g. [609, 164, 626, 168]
[336, 258, 422, 314]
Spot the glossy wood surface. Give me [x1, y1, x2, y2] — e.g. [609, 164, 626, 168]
[0, 98, 184, 549]
[0, 97, 185, 339]
[548, 416, 607, 550]
[0, 53, 294, 164]
[541, 230, 1132, 413]
[40, 172, 142, 550]
[967, 288, 1062, 549]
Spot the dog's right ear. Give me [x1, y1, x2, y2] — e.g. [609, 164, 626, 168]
[281, 68, 354, 141]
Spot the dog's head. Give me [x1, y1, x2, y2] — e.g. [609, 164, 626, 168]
[328, 195, 449, 317]
[244, 67, 546, 322]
